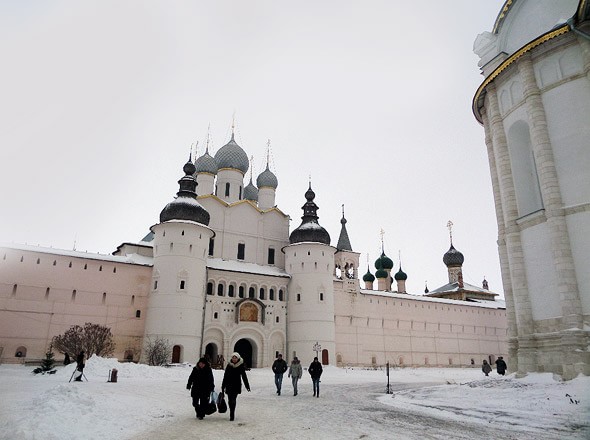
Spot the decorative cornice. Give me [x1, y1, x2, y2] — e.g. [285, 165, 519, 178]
[492, 0, 515, 34]
[472, 24, 570, 123]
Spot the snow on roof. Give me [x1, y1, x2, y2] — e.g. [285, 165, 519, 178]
[207, 257, 290, 278]
[1, 243, 153, 266]
[359, 288, 506, 309]
[429, 281, 495, 294]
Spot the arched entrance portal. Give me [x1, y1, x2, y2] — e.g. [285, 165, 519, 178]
[172, 345, 181, 363]
[234, 339, 256, 368]
[205, 343, 218, 363]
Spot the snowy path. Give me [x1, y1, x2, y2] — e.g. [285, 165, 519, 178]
[134, 380, 529, 440]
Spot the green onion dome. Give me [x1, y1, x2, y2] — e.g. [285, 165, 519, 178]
[394, 266, 407, 281]
[375, 268, 388, 279]
[362, 267, 375, 282]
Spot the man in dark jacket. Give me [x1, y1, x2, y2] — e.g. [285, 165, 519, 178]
[74, 351, 85, 381]
[271, 353, 288, 395]
[187, 357, 215, 419]
[495, 356, 507, 375]
[308, 356, 323, 397]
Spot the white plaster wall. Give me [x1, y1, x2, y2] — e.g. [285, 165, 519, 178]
[258, 187, 275, 210]
[196, 173, 215, 196]
[520, 223, 561, 320]
[215, 169, 244, 203]
[566, 212, 590, 316]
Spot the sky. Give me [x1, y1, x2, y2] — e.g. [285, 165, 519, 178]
[0, 1, 508, 295]
[1, 357, 589, 439]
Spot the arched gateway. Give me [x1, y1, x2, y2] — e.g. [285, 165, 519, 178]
[234, 338, 257, 368]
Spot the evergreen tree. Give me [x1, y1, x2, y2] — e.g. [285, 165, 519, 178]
[41, 344, 56, 372]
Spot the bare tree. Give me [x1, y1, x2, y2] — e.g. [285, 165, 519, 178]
[52, 323, 115, 358]
[144, 337, 172, 366]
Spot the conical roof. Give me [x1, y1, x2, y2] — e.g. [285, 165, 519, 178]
[160, 158, 210, 225]
[336, 208, 352, 251]
[289, 184, 330, 245]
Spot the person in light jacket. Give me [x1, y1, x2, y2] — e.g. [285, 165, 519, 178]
[221, 352, 250, 421]
[308, 357, 323, 397]
[186, 357, 215, 420]
[288, 357, 302, 396]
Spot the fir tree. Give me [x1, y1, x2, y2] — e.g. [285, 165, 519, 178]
[41, 344, 56, 372]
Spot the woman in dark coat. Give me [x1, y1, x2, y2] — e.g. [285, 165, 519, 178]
[186, 357, 215, 419]
[495, 356, 507, 375]
[221, 352, 250, 421]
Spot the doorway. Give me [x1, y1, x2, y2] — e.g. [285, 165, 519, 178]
[172, 345, 181, 363]
[234, 339, 255, 368]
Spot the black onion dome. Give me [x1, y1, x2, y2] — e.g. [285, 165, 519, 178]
[195, 150, 218, 175]
[256, 164, 278, 189]
[362, 266, 375, 282]
[443, 244, 464, 267]
[243, 178, 259, 201]
[214, 134, 249, 173]
[160, 159, 210, 225]
[394, 266, 407, 281]
[289, 184, 331, 245]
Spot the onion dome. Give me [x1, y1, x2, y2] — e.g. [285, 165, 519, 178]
[289, 184, 331, 245]
[362, 266, 375, 282]
[394, 266, 407, 281]
[160, 158, 210, 225]
[256, 163, 278, 189]
[375, 268, 388, 279]
[374, 252, 393, 270]
[194, 149, 218, 175]
[443, 244, 464, 267]
[243, 178, 259, 201]
[214, 134, 249, 174]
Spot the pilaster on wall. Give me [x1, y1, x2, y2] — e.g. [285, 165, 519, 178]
[518, 54, 583, 330]
[487, 83, 535, 344]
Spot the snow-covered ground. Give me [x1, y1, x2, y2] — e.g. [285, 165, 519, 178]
[0, 356, 588, 440]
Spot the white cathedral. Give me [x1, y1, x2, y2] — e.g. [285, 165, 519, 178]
[0, 131, 507, 369]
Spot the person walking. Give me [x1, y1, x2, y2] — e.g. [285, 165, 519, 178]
[288, 356, 302, 396]
[186, 357, 215, 420]
[74, 351, 85, 381]
[221, 352, 250, 421]
[495, 356, 507, 376]
[272, 353, 288, 395]
[308, 356, 323, 397]
[482, 359, 492, 376]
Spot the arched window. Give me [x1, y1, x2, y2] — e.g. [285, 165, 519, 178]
[279, 289, 284, 301]
[239, 286, 245, 298]
[136, 310, 141, 318]
[269, 289, 275, 300]
[259, 288, 265, 300]
[228, 285, 235, 297]
[207, 282, 214, 295]
[249, 287, 255, 299]
[217, 284, 225, 296]
[225, 182, 230, 197]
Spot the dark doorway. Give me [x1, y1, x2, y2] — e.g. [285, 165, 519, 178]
[234, 339, 253, 368]
[172, 345, 181, 363]
[205, 343, 218, 363]
[321, 349, 329, 365]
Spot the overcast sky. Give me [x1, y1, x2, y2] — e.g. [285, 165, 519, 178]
[0, 0, 507, 295]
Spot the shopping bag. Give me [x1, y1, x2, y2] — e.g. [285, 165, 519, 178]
[217, 392, 228, 413]
[205, 391, 217, 415]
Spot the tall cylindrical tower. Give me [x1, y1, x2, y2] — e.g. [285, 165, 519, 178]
[143, 158, 215, 364]
[284, 184, 336, 366]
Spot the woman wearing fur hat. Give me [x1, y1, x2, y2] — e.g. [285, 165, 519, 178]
[186, 357, 215, 419]
[221, 352, 250, 421]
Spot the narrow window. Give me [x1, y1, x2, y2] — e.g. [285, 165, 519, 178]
[20, 256, 23, 262]
[308, 251, 310, 256]
[268, 248, 275, 265]
[136, 310, 141, 318]
[237, 243, 245, 260]
[154, 280, 158, 290]
[239, 186, 242, 199]
[36, 258, 40, 264]
[71, 290, 77, 302]
[297, 293, 301, 301]
[259, 288, 265, 300]
[276, 316, 279, 323]
[99, 265, 102, 271]
[269, 289, 275, 300]
[249, 287, 255, 299]
[208, 238, 214, 256]
[180, 280, 185, 290]
[228, 285, 235, 297]
[214, 312, 219, 319]
[113, 267, 117, 273]
[131, 295, 135, 305]
[169, 243, 173, 252]
[45, 288, 50, 300]
[279, 289, 284, 301]
[239, 286, 245, 298]
[11, 284, 17, 297]
[319, 292, 324, 301]
[225, 182, 230, 197]
[189, 244, 193, 253]
[84, 264, 87, 270]
[53, 260, 56, 266]
[217, 284, 224, 296]
[69, 261, 72, 268]
[181, 230, 185, 236]
[102, 292, 106, 304]
[207, 282, 214, 295]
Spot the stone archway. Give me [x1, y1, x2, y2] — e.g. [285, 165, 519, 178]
[172, 345, 181, 363]
[234, 339, 257, 368]
[205, 343, 218, 362]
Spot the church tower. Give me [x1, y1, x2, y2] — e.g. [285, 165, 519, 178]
[256, 147, 278, 210]
[214, 132, 249, 203]
[334, 205, 360, 293]
[284, 184, 336, 365]
[143, 157, 215, 363]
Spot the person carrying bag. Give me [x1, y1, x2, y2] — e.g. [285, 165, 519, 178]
[217, 391, 228, 413]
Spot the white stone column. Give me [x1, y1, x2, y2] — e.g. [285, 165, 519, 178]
[518, 54, 583, 330]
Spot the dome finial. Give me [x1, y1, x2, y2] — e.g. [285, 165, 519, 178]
[266, 139, 271, 169]
[206, 123, 211, 154]
[231, 112, 236, 140]
[380, 228, 385, 254]
[447, 220, 454, 245]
